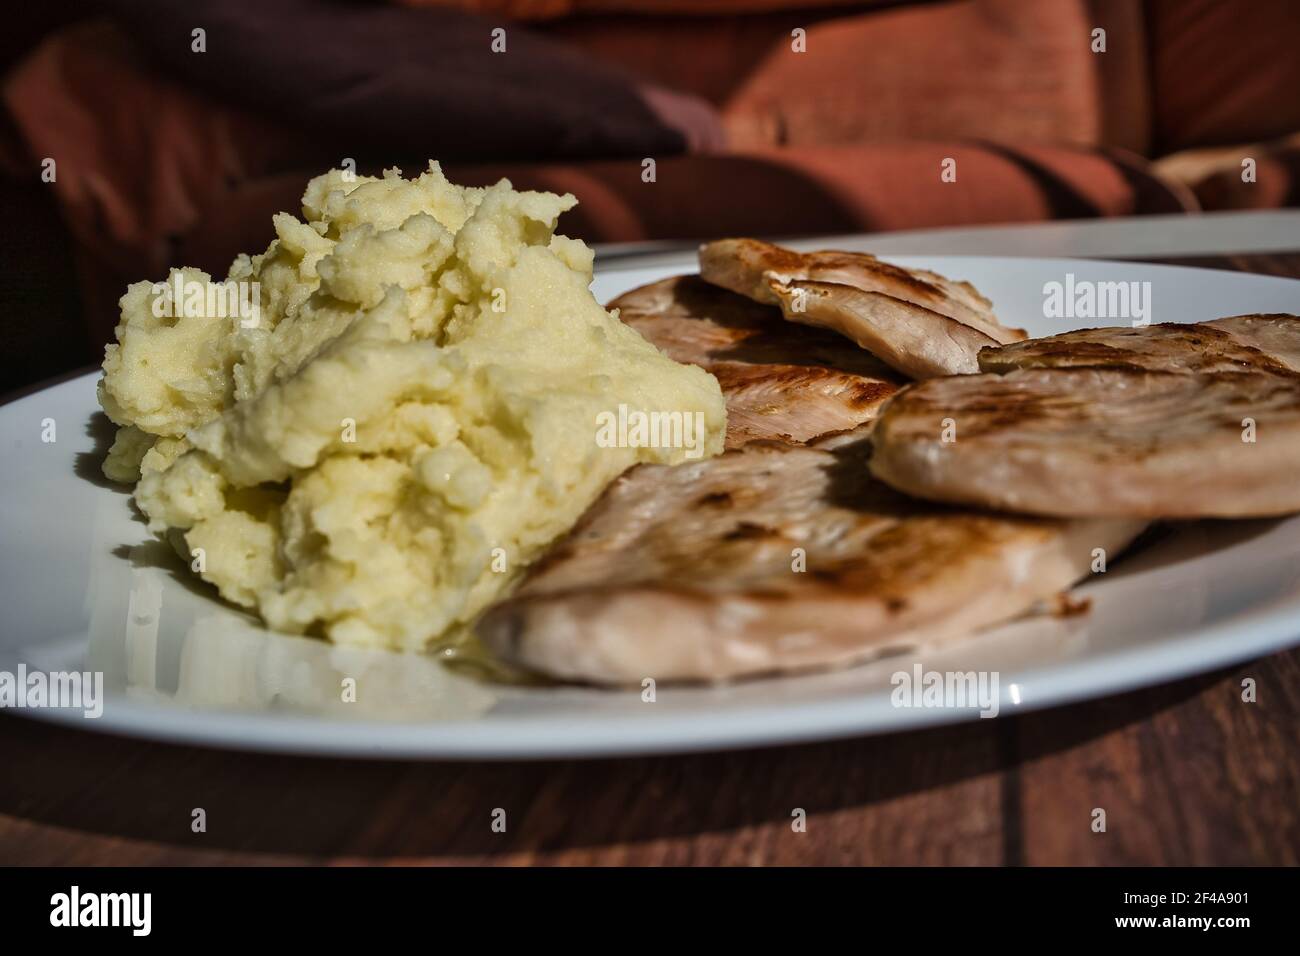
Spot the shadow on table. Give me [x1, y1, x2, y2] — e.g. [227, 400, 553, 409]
[0, 666, 1229, 864]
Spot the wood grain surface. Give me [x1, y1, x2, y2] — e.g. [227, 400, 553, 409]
[2, 252, 1298, 866]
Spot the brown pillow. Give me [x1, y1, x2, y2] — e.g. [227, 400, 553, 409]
[547, 0, 1145, 154]
[1149, 0, 1300, 153]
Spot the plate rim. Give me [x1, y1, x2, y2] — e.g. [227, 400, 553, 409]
[10, 593, 1295, 761]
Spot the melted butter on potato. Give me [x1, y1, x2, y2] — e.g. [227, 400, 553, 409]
[99, 163, 726, 651]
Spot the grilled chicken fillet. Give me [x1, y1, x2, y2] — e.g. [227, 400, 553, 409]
[611, 275, 903, 446]
[478, 439, 1144, 683]
[870, 366, 1300, 518]
[698, 238, 1025, 378]
[980, 313, 1300, 376]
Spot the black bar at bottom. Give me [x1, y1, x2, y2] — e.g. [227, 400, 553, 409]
[0, 866, 1286, 940]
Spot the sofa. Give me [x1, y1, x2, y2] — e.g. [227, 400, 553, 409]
[2, 0, 1298, 393]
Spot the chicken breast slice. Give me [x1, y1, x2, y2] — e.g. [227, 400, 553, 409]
[700, 239, 1021, 341]
[698, 238, 1024, 378]
[478, 439, 1144, 684]
[869, 366, 1300, 518]
[979, 313, 1300, 376]
[764, 278, 1001, 378]
[611, 275, 903, 446]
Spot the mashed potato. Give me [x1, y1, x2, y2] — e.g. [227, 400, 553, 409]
[99, 163, 726, 650]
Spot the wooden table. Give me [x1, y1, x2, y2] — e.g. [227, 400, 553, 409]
[2, 251, 1298, 866]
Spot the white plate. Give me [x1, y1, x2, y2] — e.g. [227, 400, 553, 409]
[3, 254, 1300, 759]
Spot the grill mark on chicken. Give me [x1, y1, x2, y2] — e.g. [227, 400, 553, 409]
[979, 314, 1300, 376]
[698, 238, 1024, 379]
[611, 275, 904, 446]
[478, 439, 1144, 684]
[870, 366, 1300, 518]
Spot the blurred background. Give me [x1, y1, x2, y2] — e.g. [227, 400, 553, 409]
[2, 0, 1298, 395]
